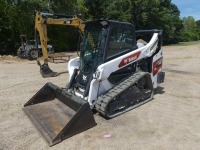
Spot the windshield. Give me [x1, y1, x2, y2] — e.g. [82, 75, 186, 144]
[80, 25, 102, 73]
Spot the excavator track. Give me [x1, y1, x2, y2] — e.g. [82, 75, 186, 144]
[95, 71, 154, 118]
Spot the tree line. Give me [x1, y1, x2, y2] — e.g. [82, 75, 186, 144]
[0, 0, 200, 55]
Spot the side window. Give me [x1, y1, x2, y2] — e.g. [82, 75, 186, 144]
[107, 27, 134, 59]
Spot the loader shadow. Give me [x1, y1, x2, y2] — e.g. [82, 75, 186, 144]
[154, 86, 165, 95]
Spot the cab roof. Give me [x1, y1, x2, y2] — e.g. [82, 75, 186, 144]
[83, 19, 134, 28]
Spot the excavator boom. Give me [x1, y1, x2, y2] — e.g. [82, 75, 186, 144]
[35, 12, 84, 77]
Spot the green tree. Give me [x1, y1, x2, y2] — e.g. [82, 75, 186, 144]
[157, 0, 182, 44]
[182, 16, 197, 30]
[47, 0, 81, 52]
[76, 0, 89, 19]
[50, 0, 77, 14]
[196, 20, 200, 28]
[0, 0, 81, 55]
[0, 0, 16, 54]
[10, 0, 51, 39]
[129, 0, 182, 44]
[181, 16, 200, 41]
[1, 0, 199, 55]
[105, 0, 132, 22]
[84, 0, 107, 19]
[82, 0, 182, 44]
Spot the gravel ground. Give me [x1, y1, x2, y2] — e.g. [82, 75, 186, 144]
[0, 45, 200, 150]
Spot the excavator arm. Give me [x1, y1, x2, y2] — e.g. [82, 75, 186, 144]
[35, 12, 84, 77]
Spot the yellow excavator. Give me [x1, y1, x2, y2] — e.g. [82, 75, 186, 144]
[35, 12, 84, 77]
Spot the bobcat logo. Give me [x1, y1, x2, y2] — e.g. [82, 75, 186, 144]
[83, 75, 87, 81]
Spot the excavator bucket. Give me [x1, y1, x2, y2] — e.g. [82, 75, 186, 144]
[40, 63, 58, 78]
[23, 83, 96, 146]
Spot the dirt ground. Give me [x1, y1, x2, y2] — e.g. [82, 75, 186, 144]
[0, 44, 200, 150]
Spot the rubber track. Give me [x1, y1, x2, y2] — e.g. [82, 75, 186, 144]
[95, 71, 153, 118]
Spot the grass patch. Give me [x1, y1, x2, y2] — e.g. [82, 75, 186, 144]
[171, 41, 200, 46]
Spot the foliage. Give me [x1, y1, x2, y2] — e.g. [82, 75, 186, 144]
[182, 16, 197, 30]
[105, 0, 132, 22]
[47, 26, 80, 52]
[50, 0, 77, 14]
[0, 0, 200, 55]
[83, 0, 106, 19]
[196, 20, 200, 28]
[180, 16, 200, 42]
[0, 0, 15, 54]
[83, 0, 183, 44]
[0, 0, 80, 55]
[76, 0, 89, 19]
[11, 0, 51, 39]
[171, 40, 200, 46]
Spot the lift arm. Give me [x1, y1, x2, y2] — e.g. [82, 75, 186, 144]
[35, 12, 84, 77]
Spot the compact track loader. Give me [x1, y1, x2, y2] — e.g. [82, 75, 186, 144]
[23, 20, 165, 146]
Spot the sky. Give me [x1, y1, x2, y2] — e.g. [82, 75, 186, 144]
[171, 0, 200, 20]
